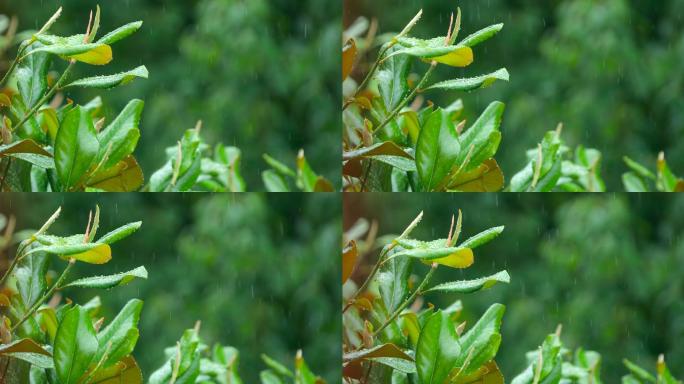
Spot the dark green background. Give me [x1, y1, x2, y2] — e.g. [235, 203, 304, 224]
[345, 0, 684, 190]
[0, 193, 341, 382]
[345, 193, 684, 381]
[1, 0, 341, 190]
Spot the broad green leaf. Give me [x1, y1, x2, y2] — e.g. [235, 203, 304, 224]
[96, 100, 144, 168]
[456, 102, 505, 171]
[426, 68, 509, 92]
[459, 226, 505, 249]
[10, 95, 44, 140]
[54, 305, 98, 384]
[263, 170, 291, 192]
[63, 266, 147, 289]
[96, 221, 142, 245]
[426, 270, 510, 294]
[459, 23, 504, 47]
[372, 358, 417, 374]
[16, 45, 52, 109]
[416, 109, 460, 191]
[391, 41, 474, 67]
[97, 21, 143, 45]
[377, 45, 412, 111]
[55, 106, 98, 190]
[90, 356, 143, 384]
[94, 299, 143, 367]
[392, 245, 473, 269]
[11, 153, 55, 169]
[87, 155, 144, 192]
[343, 344, 413, 363]
[372, 155, 417, 173]
[455, 304, 505, 375]
[416, 310, 461, 384]
[377, 254, 413, 312]
[65, 66, 148, 89]
[15, 253, 49, 308]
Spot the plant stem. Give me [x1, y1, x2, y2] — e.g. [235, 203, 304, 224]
[373, 61, 437, 136]
[0, 44, 29, 88]
[11, 259, 75, 332]
[343, 44, 393, 111]
[0, 240, 30, 286]
[12, 61, 74, 135]
[372, 263, 438, 337]
[343, 243, 395, 314]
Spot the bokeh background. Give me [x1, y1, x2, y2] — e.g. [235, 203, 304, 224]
[0, 193, 341, 382]
[344, 193, 684, 381]
[1, 0, 340, 189]
[344, 0, 684, 190]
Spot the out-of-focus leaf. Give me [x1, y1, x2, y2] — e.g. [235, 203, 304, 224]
[342, 241, 358, 283]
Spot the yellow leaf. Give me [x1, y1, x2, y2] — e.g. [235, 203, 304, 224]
[87, 156, 144, 192]
[90, 356, 143, 384]
[68, 44, 112, 65]
[423, 247, 473, 268]
[342, 240, 358, 283]
[450, 159, 504, 192]
[457, 361, 504, 384]
[431, 46, 473, 67]
[66, 243, 111, 264]
[342, 39, 357, 81]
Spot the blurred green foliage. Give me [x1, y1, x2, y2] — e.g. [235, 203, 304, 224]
[346, 0, 684, 190]
[346, 193, 684, 382]
[0, 193, 340, 382]
[2, 0, 340, 189]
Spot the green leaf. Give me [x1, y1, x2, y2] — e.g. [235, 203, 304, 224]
[459, 226, 505, 249]
[54, 305, 98, 384]
[63, 266, 147, 289]
[263, 154, 296, 178]
[0, 139, 52, 158]
[97, 221, 142, 244]
[622, 172, 648, 192]
[15, 253, 49, 308]
[261, 354, 293, 377]
[343, 142, 413, 161]
[455, 304, 505, 375]
[377, 254, 413, 313]
[261, 370, 284, 384]
[343, 344, 413, 363]
[372, 155, 417, 173]
[31, 41, 112, 65]
[55, 106, 98, 190]
[295, 350, 319, 384]
[415, 310, 461, 384]
[30, 242, 112, 264]
[426, 68, 509, 92]
[16, 45, 52, 109]
[97, 21, 143, 45]
[96, 99, 144, 168]
[94, 299, 143, 367]
[377, 45, 412, 111]
[456, 101, 505, 171]
[6, 352, 54, 369]
[459, 23, 504, 47]
[426, 270, 510, 294]
[416, 108, 460, 191]
[296, 150, 318, 192]
[623, 156, 655, 180]
[262, 170, 291, 192]
[65, 66, 149, 89]
[623, 359, 656, 383]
